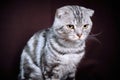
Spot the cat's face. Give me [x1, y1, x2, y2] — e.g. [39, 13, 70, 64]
[52, 5, 94, 42]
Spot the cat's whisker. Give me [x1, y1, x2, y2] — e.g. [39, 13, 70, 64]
[89, 32, 102, 37]
[88, 32, 102, 44]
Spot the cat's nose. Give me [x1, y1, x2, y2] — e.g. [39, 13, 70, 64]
[77, 34, 82, 38]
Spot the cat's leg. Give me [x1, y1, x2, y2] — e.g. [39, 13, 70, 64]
[51, 65, 67, 80]
[43, 66, 53, 80]
[20, 52, 43, 80]
[68, 72, 76, 80]
[43, 65, 61, 80]
[22, 63, 43, 80]
[44, 64, 75, 80]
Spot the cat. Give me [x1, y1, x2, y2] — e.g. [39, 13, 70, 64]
[19, 5, 94, 80]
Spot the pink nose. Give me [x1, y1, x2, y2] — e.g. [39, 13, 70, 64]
[77, 34, 82, 38]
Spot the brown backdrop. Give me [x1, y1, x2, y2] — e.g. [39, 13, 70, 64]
[0, 0, 119, 80]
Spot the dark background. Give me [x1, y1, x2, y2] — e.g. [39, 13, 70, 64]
[0, 0, 119, 80]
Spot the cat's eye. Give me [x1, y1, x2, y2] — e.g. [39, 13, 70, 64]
[83, 24, 89, 29]
[67, 25, 74, 29]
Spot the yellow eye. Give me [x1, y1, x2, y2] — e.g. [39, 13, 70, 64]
[67, 25, 74, 29]
[83, 24, 89, 29]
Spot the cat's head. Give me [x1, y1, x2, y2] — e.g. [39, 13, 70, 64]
[52, 5, 94, 43]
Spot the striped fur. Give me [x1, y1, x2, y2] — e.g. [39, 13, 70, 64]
[19, 5, 94, 80]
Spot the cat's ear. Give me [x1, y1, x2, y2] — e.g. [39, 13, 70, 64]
[81, 7, 94, 17]
[55, 8, 69, 18]
[86, 9, 94, 17]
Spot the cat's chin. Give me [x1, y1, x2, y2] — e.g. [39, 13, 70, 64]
[73, 39, 84, 44]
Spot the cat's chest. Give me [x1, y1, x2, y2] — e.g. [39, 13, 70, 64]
[59, 53, 84, 65]
[45, 49, 84, 66]
[44, 39, 85, 66]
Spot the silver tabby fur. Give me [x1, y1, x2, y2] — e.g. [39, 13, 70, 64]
[19, 5, 94, 80]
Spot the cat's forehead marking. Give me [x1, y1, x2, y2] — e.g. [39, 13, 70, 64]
[67, 6, 83, 25]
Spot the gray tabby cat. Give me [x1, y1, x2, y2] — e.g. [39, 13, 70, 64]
[19, 5, 94, 80]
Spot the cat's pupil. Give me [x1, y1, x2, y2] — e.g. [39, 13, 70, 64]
[83, 24, 89, 29]
[67, 24, 74, 29]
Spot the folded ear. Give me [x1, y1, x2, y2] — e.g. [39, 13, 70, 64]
[81, 7, 94, 17]
[86, 9, 94, 17]
[55, 7, 69, 18]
